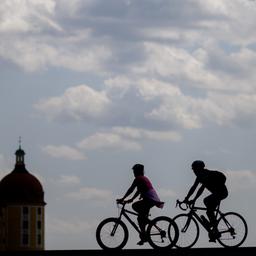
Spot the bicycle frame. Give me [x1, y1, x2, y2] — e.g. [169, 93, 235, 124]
[181, 203, 222, 233]
[116, 203, 143, 235]
[174, 200, 248, 248]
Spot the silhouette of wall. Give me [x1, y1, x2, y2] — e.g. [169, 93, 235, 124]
[1, 247, 255, 256]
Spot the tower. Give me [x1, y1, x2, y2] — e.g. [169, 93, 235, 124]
[0, 144, 46, 251]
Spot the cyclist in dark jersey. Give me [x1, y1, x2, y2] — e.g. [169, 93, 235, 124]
[117, 164, 164, 245]
[183, 160, 228, 241]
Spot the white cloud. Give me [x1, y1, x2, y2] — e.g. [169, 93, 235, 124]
[133, 43, 220, 89]
[78, 132, 142, 151]
[0, 1, 111, 73]
[136, 79, 182, 100]
[147, 98, 202, 129]
[42, 145, 86, 160]
[158, 188, 177, 199]
[66, 187, 113, 201]
[36, 85, 111, 121]
[0, 0, 60, 33]
[225, 170, 256, 191]
[76, 127, 180, 155]
[58, 175, 81, 186]
[112, 126, 181, 142]
[197, 92, 256, 126]
[47, 216, 96, 235]
[0, 36, 112, 72]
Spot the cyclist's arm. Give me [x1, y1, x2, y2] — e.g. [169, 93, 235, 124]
[184, 179, 199, 202]
[129, 189, 140, 202]
[192, 184, 205, 202]
[119, 180, 137, 201]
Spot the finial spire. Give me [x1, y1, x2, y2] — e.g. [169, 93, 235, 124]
[15, 137, 25, 167]
[19, 136, 22, 149]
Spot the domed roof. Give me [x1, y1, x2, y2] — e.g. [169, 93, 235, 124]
[0, 147, 46, 206]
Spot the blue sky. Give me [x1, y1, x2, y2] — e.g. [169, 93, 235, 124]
[0, 0, 256, 249]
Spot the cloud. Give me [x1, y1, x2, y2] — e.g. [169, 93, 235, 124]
[47, 216, 96, 235]
[158, 188, 177, 199]
[36, 85, 111, 122]
[0, 0, 60, 33]
[58, 175, 81, 186]
[77, 132, 142, 151]
[225, 170, 256, 191]
[1, 0, 256, 74]
[44, 126, 180, 157]
[42, 145, 86, 160]
[36, 70, 256, 133]
[66, 187, 113, 201]
[112, 126, 181, 142]
[132, 43, 220, 89]
[0, 35, 112, 72]
[75, 126, 180, 155]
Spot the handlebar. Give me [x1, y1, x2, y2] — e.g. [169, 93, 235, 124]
[116, 199, 130, 206]
[176, 200, 188, 210]
[176, 199, 196, 211]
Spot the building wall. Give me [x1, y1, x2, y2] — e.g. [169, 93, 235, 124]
[0, 207, 7, 250]
[0, 205, 45, 251]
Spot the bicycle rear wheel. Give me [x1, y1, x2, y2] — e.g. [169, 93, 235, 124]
[147, 216, 179, 249]
[216, 212, 248, 247]
[96, 218, 129, 250]
[173, 214, 200, 248]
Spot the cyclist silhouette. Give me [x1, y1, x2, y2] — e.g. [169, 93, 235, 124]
[183, 160, 228, 242]
[117, 164, 164, 245]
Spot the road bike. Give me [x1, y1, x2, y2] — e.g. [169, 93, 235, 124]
[173, 200, 247, 248]
[96, 201, 179, 250]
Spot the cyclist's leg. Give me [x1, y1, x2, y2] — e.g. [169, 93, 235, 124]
[204, 191, 228, 242]
[204, 194, 219, 228]
[132, 200, 154, 244]
[205, 188, 228, 227]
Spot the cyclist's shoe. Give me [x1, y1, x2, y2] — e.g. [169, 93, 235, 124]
[137, 233, 148, 245]
[137, 237, 148, 245]
[209, 228, 221, 242]
[137, 239, 146, 246]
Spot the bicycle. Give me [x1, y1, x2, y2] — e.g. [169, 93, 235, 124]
[173, 199, 248, 248]
[96, 200, 179, 250]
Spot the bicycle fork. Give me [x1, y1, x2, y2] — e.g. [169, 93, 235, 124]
[181, 214, 193, 233]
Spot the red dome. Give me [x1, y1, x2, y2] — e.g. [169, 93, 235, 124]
[0, 166, 46, 206]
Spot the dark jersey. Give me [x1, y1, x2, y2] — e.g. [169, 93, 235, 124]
[196, 169, 227, 195]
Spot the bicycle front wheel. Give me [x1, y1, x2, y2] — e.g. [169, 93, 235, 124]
[147, 216, 179, 249]
[173, 214, 200, 248]
[217, 212, 248, 247]
[96, 218, 129, 250]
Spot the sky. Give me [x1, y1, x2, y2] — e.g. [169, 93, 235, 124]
[0, 0, 256, 250]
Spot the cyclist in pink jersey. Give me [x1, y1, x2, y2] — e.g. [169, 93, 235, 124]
[117, 164, 164, 245]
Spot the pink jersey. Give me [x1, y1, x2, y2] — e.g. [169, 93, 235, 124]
[133, 175, 164, 208]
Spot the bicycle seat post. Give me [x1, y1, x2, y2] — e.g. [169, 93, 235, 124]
[215, 203, 220, 218]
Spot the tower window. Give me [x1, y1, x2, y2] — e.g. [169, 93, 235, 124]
[23, 207, 29, 215]
[23, 220, 29, 229]
[37, 234, 42, 245]
[21, 206, 30, 247]
[22, 234, 29, 245]
[37, 221, 41, 230]
[36, 206, 43, 248]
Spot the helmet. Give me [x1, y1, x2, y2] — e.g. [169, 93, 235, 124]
[191, 160, 205, 170]
[132, 164, 144, 176]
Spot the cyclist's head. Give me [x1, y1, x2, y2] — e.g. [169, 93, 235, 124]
[191, 160, 205, 172]
[132, 163, 144, 176]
